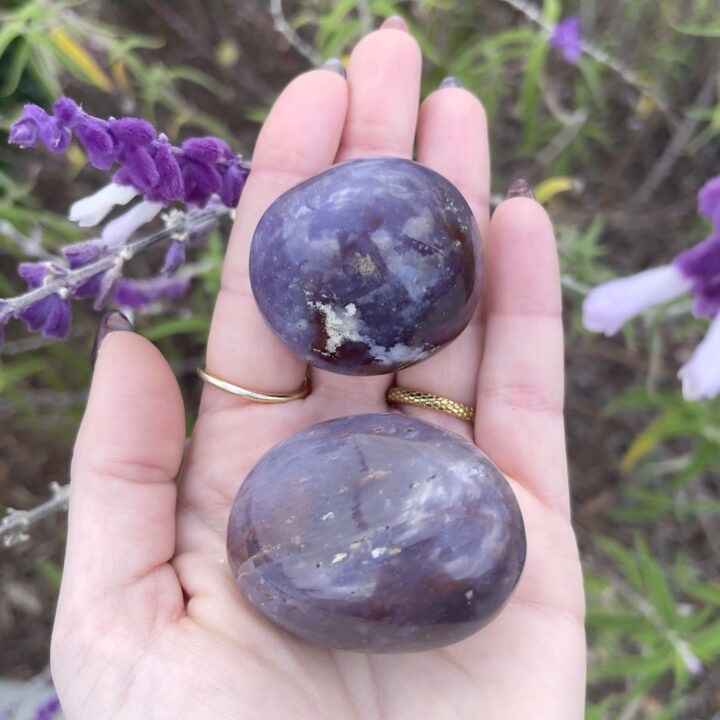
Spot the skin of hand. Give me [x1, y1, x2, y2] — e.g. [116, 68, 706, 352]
[51, 21, 586, 720]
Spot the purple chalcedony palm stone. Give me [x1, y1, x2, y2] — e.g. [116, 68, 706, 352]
[227, 414, 526, 653]
[249, 157, 481, 375]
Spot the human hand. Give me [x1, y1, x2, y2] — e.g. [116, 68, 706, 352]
[52, 20, 586, 720]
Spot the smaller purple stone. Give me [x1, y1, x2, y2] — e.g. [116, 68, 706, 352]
[227, 414, 526, 653]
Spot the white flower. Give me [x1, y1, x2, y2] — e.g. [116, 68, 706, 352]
[582, 265, 692, 336]
[678, 314, 720, 401]
[68, 183, 137, 227]
[101, 200, 164, 250]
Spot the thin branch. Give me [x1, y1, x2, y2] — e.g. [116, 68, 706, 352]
[269, 0, 322, 65]
[498, 0, 674, 124]
[0, 206, 230, 318]
[1, 483, 70, 547]
[632, 61, 720, 204]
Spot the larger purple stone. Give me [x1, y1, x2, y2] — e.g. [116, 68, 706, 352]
[249, 158, 481, 375]
[227, 414, 526, 653]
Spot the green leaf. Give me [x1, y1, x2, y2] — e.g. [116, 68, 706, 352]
[596, 537, 643, 589]
[143, 316, 209, 341]
[634, 535, 677, 626]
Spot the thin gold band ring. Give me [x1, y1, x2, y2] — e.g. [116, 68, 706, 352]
[387, 386, 475, 422]
[197, 367, 310, 403]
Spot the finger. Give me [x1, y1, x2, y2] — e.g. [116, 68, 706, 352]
[474, 199, 569, 516]
[60, 320, 186, 611]
[394, 81, 490, 437]
[312, 23, 422, 402]
[203, 68, 348, 409]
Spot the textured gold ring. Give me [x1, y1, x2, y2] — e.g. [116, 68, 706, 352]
[387, 386, 475, 422]
[197, 367, 310, 403]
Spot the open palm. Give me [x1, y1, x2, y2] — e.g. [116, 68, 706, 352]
[52, 24, 586, 720]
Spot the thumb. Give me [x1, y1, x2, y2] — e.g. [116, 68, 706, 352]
[59, 311, 186, 612]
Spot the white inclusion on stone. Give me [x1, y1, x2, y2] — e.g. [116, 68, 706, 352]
[465, 590, 474, 601]
[320, 511, 335, 521]
[371, 546, 401, 559]
[401, 208, 435, 242]
[331, 552, 348, 564]
[309, 300, 364, 354]
[369, 342, 430, 366]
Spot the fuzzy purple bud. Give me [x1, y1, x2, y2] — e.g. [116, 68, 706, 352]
[109, 117, 156, 149]
[550, 16, 582, 65]
[161, 239, 186, 275]
[53, 97, 80, 126]
[147, 141, 184, 203]
[9, 104, 69, 151]
[62, 239, 104, 268]
[18, 294, 71, 339]
[220, 163, 248, 208]
[75, 117, 116, 170]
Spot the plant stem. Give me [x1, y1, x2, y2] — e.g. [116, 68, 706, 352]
[0, 483, 70, 548]
[1, 206, 230, 318]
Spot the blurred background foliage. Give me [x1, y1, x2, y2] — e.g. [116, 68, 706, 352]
[0, 0, 719, 717]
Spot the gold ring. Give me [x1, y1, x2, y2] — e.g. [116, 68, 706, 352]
[387, 386, 475, 422]
[197, 367, 310, 403]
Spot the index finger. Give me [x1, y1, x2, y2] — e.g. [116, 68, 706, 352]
[202, 68, 349, 411]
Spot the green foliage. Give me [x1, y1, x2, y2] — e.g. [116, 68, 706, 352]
[586, 536, 720, 718]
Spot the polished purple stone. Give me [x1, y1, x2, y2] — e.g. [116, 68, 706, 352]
[227, 414, 526, 653]
[249, 158, 481, 375]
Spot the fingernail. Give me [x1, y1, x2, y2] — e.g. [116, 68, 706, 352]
[381, 15, 408, 32]
[506, 179, 535, 200]
[439, 76, 463, 90]
[320, 58, 346, 78]
[91, 310, 134, 367]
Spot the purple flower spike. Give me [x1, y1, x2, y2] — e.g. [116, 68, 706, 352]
[18, 261, 52, 289]
[698, 176, 720, 228]
[115, 275, 191, 308]
[550, 16, 582, 65]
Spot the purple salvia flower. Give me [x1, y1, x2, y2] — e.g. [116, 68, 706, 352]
[583, 265, 693, 336]
[69, 183, 138, 227]
[679, 315, 720, 401]
[583, 176, 720, 401]
[674, 234, 720, 317]
[550, 16, 582, 65]
[115, 275, 191, 308]
[698, 176, 720, 228]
